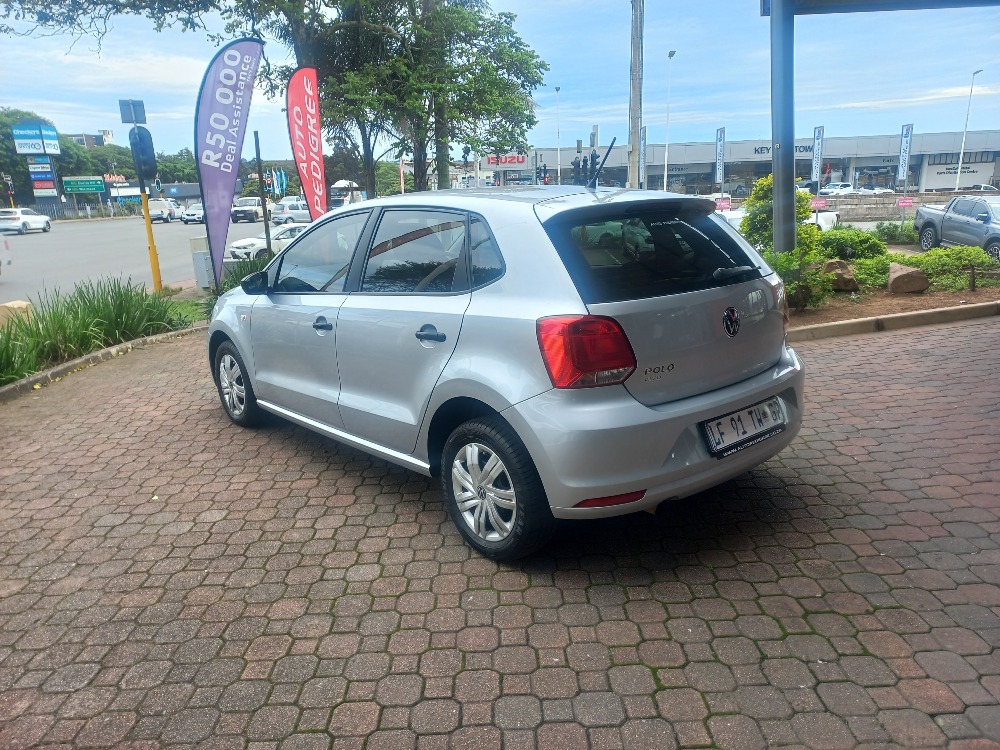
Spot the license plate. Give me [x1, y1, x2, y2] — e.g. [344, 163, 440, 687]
[702, 396, 786, 458]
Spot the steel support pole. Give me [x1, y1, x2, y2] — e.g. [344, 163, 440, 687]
[627, 0, 644, 189]
[770, 0, 796, 253]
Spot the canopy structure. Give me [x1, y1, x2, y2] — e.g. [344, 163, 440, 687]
[761, 0, 1000, 252]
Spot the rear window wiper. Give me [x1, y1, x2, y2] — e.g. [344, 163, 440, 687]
[712, 265, 759, 281]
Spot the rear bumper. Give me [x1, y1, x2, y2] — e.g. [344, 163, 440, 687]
[503, 345, 805, 519]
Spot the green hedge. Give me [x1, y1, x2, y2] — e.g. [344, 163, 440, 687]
[818, 228, 887, 260]
[0, 278, 190, 387]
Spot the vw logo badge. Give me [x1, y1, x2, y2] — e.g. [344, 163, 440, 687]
[723, 307, 740, 337]
[477, 486, 488, 501]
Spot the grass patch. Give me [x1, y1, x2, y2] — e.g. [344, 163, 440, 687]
[0, 278, 191, 387]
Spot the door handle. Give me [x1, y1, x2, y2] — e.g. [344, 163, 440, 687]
[313, 318, 333, 331]
[415, 325, 446, 343]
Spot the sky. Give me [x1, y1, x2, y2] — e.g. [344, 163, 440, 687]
[2, 1, 999, 162]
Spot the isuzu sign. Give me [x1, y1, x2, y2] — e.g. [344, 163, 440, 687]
[287, 67, 327, 221]
[484, 154, 527, 166]
[195, 37, 265, 288]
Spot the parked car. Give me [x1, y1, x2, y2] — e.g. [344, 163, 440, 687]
[271, 198, 312, 224]
[856, 185, 894, 195]
[182, 204, 205, 224]
[0, 208, 51, 234]
[208, 187, 805, 560]
[146, 198, 175, 223]
[228, 223, 308, 259]
[717, 208, 840, 233]
[818, 182, 853, 196]
[231, 196, 273, 223]
[969, 184, 999, 192]
[329, 180, 365, 208]
[167, 199, 184, 219]
[913, 196, 1000, 260]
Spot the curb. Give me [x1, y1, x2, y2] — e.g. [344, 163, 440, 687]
[0, 323, 208, 405]
[788, 300, 1000, 342]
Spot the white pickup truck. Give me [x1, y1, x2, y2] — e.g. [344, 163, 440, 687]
[913, 196, 1000, 260]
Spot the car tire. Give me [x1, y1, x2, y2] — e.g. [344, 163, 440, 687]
[42, 221, 51, 233]
[18, 222, 28, 235]
[986, 240, 1000, 263]
[215, 341, 262, 427]
[249, 214, 257, 223]
[254, 249, 270, 260]
[163, 215, 170, 223]
[182, 219, 189, 224]
[441, 416, 555, 561]
[919, 226, 938, 252]
[284, 217, 294, 224]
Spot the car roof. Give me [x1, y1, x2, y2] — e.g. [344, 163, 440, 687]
[345, 186, 717, 220]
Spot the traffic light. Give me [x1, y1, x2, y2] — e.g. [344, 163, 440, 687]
[581, 157, 589, 185]
[128, 126, 157, 182]
[535, 166, 542, 183]
[542, 164, 547, 180]
[572, 157, 581, 184]
[590, 150, 599, 182]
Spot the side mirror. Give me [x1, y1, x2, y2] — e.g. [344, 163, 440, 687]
[240, 270, 269, 295]
[976, 212, 990, 223]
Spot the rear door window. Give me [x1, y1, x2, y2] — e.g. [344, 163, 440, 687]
[542, 205, 762, 303]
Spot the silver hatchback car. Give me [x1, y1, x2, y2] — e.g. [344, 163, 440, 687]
[208, 187, 804, 560]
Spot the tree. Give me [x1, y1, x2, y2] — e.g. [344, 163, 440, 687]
[375, 160, 413, 196]
[156, 148, 198, 183]
[740, 174, 813, 251]
[2, 0, 546, 195]
[89, 144, 137, 179]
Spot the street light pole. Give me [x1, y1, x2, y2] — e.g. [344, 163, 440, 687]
[663, 49, 676, 191]
[555, 86, 561, 186]
[955, 68, 983, 193]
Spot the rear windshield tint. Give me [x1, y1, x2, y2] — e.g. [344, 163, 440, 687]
[0, 210, 15, 216]
[542, 205, 761, 303]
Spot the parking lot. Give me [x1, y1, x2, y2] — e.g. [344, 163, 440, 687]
[1, 318, 999, 749]
[0, 217, 270, 305]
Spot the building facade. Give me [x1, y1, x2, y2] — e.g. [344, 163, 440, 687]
[483, 130, 1000, 194]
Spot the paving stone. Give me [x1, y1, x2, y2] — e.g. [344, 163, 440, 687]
[2, 319, 1000, 749]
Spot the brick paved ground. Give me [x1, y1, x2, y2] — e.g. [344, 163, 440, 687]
[1, 318, 999, 750]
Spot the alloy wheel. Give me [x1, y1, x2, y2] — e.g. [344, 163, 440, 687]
[451, 442, 517, 543]
[218, 353, 247, 417]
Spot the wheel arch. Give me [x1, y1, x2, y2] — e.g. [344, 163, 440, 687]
[208, 330, 233, 384]
[425, 397, 506, 478]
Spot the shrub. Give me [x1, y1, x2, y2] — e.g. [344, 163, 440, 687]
[850, 247, 1000, 292]
[819, 228, 887, 261]
[902, 245, 1000, 292]
[873, 221, 919, 245]
[0, 278, 188, 386]
[739, 173, 814, 250]
[763, 224, 834, 310]
[201, 256, 274, 319]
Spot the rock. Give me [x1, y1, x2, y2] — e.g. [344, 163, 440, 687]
[888, 262, 929, 294]
[822, 259, 859, 292]
[0, 300, 33, 328]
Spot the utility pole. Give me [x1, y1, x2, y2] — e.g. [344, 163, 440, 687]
[627, 0, 644, 189]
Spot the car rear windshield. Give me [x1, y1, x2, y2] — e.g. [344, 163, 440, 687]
[0, 210, 16, 216]
[541, 204, 762, 303]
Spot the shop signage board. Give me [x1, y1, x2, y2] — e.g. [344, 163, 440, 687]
[811, 198, 827, 209]
[32, 188, 58, 197]
[897, 197, 914, 207]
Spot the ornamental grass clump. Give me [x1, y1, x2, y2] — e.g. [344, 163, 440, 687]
[0, 278, 187, 386]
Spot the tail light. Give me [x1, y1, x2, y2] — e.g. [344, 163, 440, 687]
[769, 279, 789, 334]
[536, 315, 636, 388]
[574, 490, 646, 508]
